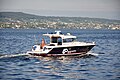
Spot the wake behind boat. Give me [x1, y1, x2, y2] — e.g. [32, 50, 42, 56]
[27, 31, 95, 57]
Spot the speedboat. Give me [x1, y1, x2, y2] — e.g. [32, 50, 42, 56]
[27, 31, 95, 57]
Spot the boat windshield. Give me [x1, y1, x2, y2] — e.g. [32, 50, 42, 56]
[63, 38, 75, 43]
[51, 37, 58, 43]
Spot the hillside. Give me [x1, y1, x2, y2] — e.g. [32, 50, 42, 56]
[0, 12, 42, 19]
[0, 12, 120, 29]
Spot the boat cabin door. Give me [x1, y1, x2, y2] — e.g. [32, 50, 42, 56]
[58, 37, 62, 45]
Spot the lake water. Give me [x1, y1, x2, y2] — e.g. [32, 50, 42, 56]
[0, 29, 120, 80]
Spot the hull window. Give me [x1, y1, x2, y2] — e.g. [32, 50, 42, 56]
[63, 38, 75, 43]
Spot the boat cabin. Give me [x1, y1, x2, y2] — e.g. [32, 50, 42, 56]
[43, 31, 76, 46]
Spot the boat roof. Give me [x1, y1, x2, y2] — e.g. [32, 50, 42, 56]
[43, 31, 76, 39]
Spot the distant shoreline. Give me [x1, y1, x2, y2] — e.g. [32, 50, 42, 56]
[0, 12, 120, 30]
[0, 28, 119, 31]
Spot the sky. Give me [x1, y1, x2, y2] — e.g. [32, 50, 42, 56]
[0, 0, 120, 20]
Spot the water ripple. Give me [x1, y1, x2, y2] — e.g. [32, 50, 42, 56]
[0, 29, 120, 80]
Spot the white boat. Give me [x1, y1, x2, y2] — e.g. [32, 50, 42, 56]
[27, 31, 95, 57]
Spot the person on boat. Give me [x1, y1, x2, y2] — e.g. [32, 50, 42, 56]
[40, 38, 46, 49]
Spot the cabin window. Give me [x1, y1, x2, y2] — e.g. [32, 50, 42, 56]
[51, 37, 58, 43]
[58, 37, 62, 45]
[63, 38, 75, 43]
